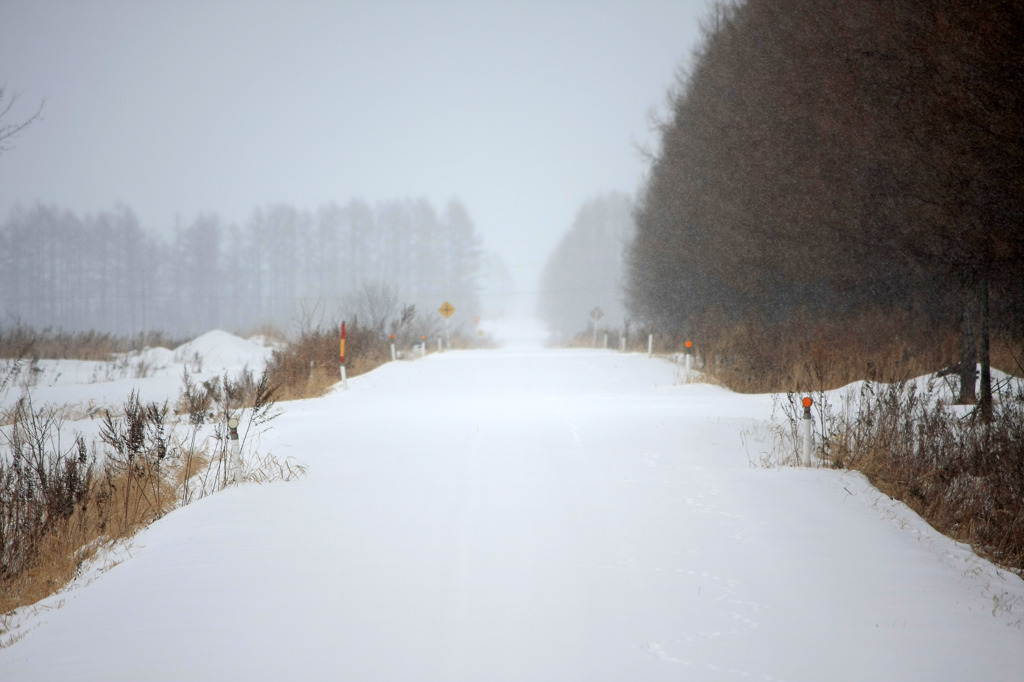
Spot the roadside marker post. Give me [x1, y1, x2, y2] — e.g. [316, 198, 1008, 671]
[590, 307, 603, 347]
[801, 397, 813, 466]
[648, 333, 653, 358]
[339, 321, 348, 390]
[228, 417, 242, 484]
[390, 334, 396, 362]
[684, 340, 694, 380]
[420, 335, 426, 358]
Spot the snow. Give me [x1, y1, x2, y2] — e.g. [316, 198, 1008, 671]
[0, 330, 274, 417]
[171, 329, 275, 374]
[2, 326, 1022, 681]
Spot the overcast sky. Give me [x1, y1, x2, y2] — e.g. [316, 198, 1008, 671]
[1, 0, 706, 299]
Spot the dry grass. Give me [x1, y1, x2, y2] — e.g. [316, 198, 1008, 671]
[697, 309, 1024, 575]
[266, 323, 397, 401]
[243, 451, 309, 484]
[1, 370, 289, 621]
[0, 464, 177, 614]
[691, 307, 961, 394]
[752, 367, 1024, 576]
[0, 454, 176, 614]
[238, 323, 289, 347]
[821, 381, 1024, 575]
[265, 321, 494, 401]
[0, 325, 185, 361]
[449, 330, 497, 350]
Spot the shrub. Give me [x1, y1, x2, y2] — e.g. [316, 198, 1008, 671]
[0, 368, 286, 618]
[0, 325, 185, 361]
[763, 377, 1024, 576]
[822, 379, 1024, 574]
[266, 321, 400, 401]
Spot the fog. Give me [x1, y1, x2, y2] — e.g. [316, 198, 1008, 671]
[0, 0, 705, 321]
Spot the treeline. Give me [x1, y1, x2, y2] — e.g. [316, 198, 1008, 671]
[537, 193, 634, 341]
[0, 198, 484, 338]
[627, 0, 1024, 393]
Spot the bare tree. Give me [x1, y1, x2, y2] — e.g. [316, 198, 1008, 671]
[624, 0, 1024, 419]
[345, 281, 401, 337]
[0, 87, 44, 154]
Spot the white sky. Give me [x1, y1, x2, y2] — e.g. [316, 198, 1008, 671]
[0, 0, 705, 294]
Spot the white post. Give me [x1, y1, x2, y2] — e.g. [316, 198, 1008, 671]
[684, 353, 693, 380]
[446, 318, 451, 350]
[390, 342, 396, 362]
[420, 342, 426, 358]
[340, 364, 348, 390]
[228, 418, 242, 484]
[620, 335, 626, 352]
[603, 332, 608, 349]
[801, 398, 813, 466]
[438, 337, 443, 352]
[231, 439, 242, 484]
[648, 333, 653, 358]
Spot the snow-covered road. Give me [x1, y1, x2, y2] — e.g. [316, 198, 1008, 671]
[2, 346, 1022, 680]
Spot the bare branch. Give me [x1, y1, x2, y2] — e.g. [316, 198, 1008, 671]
[0, 86, 45, 154]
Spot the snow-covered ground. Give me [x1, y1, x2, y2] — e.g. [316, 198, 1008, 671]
[0, 329, 275, 415]
[1, 324, 1022, 681]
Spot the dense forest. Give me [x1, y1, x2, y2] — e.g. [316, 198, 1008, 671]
[627, 0, 1024, 396]
[537, 193, 634, 341]
[0, 198, 489, 339]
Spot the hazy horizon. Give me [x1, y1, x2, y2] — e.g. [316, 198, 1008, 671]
[0, 0, 707, 306]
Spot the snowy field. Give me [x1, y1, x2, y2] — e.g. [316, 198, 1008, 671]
[1, 322, 1022, 681]
[0, 329, 275, 414]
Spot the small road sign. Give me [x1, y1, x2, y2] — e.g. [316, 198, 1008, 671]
[590, 307, 604, 321]
[439, 302, 455, 319]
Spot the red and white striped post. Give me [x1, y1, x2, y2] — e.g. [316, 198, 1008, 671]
[339, 321, 348, 390]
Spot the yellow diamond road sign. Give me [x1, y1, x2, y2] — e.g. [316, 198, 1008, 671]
[439, 301, 455, 319]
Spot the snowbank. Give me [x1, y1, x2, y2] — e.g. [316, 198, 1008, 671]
[1, 348, 1021, 680]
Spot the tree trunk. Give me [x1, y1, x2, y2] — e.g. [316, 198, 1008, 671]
[957, 291, 977, 404]
[978, 278, 993, 422]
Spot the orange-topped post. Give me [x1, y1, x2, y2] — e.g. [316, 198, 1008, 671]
[683, 340, 694, 380]
[801, 396, 813, 466]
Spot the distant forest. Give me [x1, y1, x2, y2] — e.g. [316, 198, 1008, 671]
[537, 193, 634, 341]
[0, 198, 489, 338]
[627, 0, 1024, 391]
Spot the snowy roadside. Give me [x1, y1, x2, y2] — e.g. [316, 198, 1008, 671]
[1, 342, 1022, 680]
